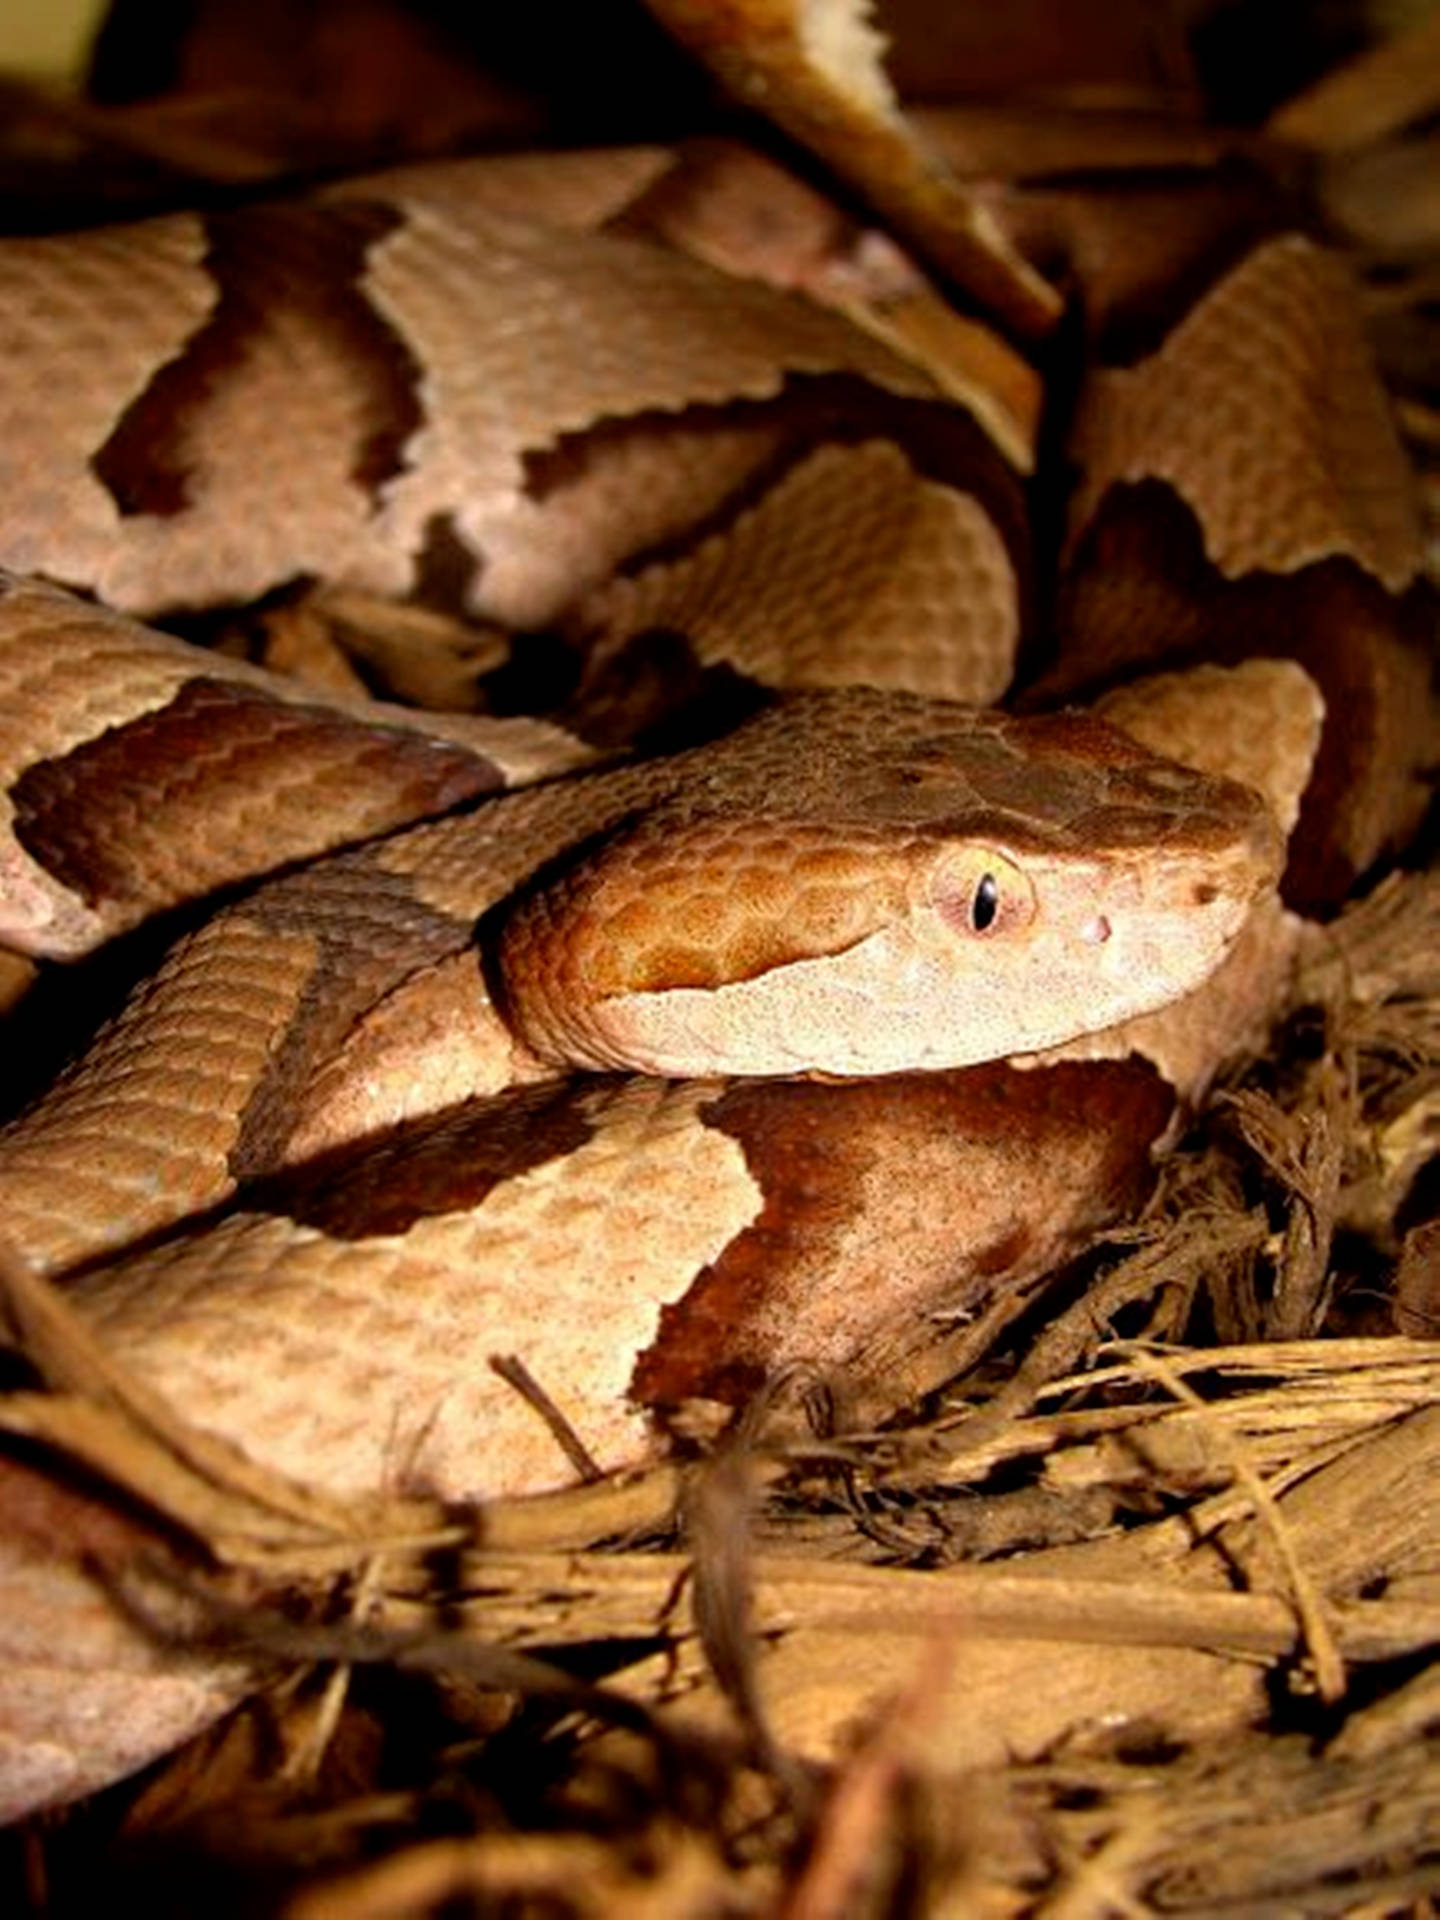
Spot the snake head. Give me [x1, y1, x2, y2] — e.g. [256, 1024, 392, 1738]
[493, 692, 1285, 1077]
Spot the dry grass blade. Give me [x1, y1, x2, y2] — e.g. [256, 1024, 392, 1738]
[1118, 1346, 1346, 1702]
[991, 1730, 1440, 1914]
[280, 1821, 751, 1920]
[0, 1234, 454, 1564]
[1218, 1069, 1349, 1340]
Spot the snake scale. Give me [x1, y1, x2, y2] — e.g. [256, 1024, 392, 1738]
[0, 1, 1433, 1822]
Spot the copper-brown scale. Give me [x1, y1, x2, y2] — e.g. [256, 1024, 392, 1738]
[0, 39, 1430, 1827]
[493, 691, 1280, 1075]
[10, 675, 502, 911]
[630, 1058, 1175, 1412]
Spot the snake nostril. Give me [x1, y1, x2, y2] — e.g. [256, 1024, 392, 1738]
[1081, 914, 1112, 945]
[1192, 881, 1221, 906]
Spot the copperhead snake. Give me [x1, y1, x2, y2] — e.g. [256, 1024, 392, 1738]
[0, 2, 1434, 1824]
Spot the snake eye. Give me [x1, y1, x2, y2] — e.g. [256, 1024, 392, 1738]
[928, 847, 1034, 939]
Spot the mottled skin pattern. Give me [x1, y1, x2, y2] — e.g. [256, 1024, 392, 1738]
[0, 115, 1418, 1823]
[0, 158, 941, 621]
[1068, 237, 1423, 593]
[0, 667, 1280, 1831]
[1055, 235, 1432, 915]
[58, 1059, 1174, 1505]
[0, 574, 591, 957]
[0, 689, 1278, 1277]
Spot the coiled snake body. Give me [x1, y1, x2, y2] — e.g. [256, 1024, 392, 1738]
[0, 22, 1432, 1820]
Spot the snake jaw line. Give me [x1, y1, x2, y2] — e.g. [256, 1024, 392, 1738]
[547, 837, 1275, 1079]
[489, 695, 1287, 1077]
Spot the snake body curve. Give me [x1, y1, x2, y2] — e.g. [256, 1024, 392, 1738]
[0, 84, 1431, 1820]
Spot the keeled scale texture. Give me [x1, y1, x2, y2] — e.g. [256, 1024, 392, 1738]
[51, 1057, 1176, 1505]
[0, 575, 588, 957]
[0, 689, 1277, 1278]
[1069, 235, 1425, 589]
[575, 439, 1019, 707]
[0, 158, 940, 621]
[70, 1079, 764, 1501]
[1058, 238, 1437, 911]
